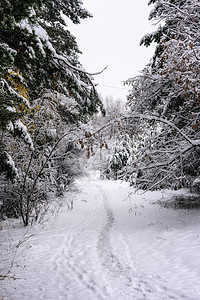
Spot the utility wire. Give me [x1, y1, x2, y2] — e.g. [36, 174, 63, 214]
[98, 84, 129, 90]
[82, 48, 146, 60]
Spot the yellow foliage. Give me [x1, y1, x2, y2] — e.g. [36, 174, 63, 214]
[7, 70, 30, 112]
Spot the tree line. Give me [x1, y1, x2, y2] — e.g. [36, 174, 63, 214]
[0, 0, 199, 225]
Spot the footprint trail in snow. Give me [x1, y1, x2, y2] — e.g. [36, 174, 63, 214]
[1, 175, 200, 300]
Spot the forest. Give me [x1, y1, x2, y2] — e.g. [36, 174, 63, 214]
[1, 1, 200, 299]
[0, 0, 199, 226]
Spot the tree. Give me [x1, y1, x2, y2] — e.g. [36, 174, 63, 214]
[0, 0, 105, 224]
[1, 0, 104, 117]
[0, 70, 34, 180]
[107, 133, 132, 180]
[124, 0, 200, 191]
[75, 96, 126, 174]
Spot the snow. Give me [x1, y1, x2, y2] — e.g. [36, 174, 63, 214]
[27, 46, 36, 59]
[2, 79, 30, 108]
[1, 173, 200, 299]
[6, 121, 14, 132]
[58, 93, 79, 115]
[19, 20, 56, 56]
[6, 153, 18, 176]
[15, 120, 34, 151]
[193, 177, 200, 185]
[0, 43, 17, 60]
[60, 11, 69, 27]
[19, 19, 33, 34]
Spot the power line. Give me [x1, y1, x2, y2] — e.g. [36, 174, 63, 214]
[98, 84, 129, 90]
[82, 48, 146, 60]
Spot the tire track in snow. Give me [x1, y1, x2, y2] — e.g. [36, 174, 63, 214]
[95, 183, 191, 300]
[51, 185, 109, 300]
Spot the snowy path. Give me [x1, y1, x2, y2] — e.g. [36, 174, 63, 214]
[1, 175, 200, 299]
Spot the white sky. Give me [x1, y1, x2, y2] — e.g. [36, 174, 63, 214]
[68, 0, 156, 101]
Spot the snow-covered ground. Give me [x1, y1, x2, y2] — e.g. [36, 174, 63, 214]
[1, 173, 200, 300]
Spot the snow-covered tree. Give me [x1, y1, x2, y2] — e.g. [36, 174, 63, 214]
[0, 0, 105, 224]
[125, 0, 200, 191]
[75, 96, 126, 174]
[0, 90, 88, 224]
[0, 70, 33, 179]
[0, 0, 103, 177]
[108, 133, 132, 180]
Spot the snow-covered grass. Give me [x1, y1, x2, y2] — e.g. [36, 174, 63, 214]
[1, 172, 200, 300]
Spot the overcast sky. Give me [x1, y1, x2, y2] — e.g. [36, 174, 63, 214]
[68, 0, 156, 101]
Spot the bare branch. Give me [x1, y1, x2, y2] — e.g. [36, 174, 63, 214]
[124, 113, 199, 147]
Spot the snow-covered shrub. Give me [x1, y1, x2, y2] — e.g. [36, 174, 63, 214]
[192, 177, 200, 194]
[106, 133, 133, 180]
[0, 92, 86, 225]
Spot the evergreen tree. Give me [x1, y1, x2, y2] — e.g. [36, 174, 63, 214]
[1, 0, 103, 117]
[0, 0, 104, 223]
[108, 134, 132, 180]
[0, 0, 103, 180]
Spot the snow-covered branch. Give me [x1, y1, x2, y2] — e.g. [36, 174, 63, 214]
[1, 79, 30, 108]
[125, 113, 199, 147]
